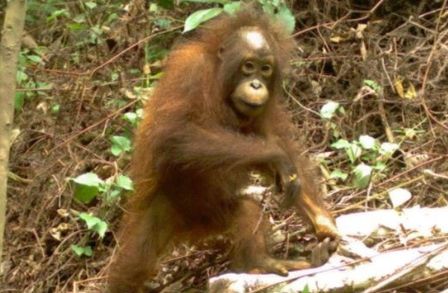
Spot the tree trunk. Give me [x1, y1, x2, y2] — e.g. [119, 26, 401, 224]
[0, 0, 27, 264]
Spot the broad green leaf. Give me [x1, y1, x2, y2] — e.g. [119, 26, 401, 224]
[72, 173, 105, 204]
[331, 139, 351, 150]
[330, 169, 348, 181]
[181, 0, 228, 3]
[73, 14, 86, 24]
[110, 135, 132, 156]
[73, 172, 104, 187]
[183, 8, 223, 33]
[109, 189, 122, 199]
[359, 135, 376, 150]
[116, 175, 133, 191]
[27, 55, 42, 64]
[15, 92, 25, 110]
[16, 70, 28, 84]
[373, 162, 387, 171]
[47, 9, 70, 21]
[35, 81, 52, 89]
[379, 142, 399, 156]
[275, 5, 296, 34]
[85, 2, 97, 9]
[123, 112, 141, 127]
[223, 2, 241, 14]
[79, 213, 108, 238]
[301, 284, 311, 293]
[154, 18, 172, 29]
[106, 13, 118, 24]
[90, 25, 103, 36]
[149, 3, 159, 12]
[346, 143, 362, 163]
[156, 0, 174, 9]
[73, 183, 100, 204]
[71, 244, 93, 257]
[110, 72, 119, 81]
[67, 22, 88, 31]
[352, 163, 372, 188]
[51, 104, 60, 114]
[320, 101, 340, 120]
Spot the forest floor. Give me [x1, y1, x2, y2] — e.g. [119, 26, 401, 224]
[2, 1, 448, 292]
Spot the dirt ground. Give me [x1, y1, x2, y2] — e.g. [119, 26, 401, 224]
[2, 1, 448, 292]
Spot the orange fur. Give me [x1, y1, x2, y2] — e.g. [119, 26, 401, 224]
[108, 8, 337, 293]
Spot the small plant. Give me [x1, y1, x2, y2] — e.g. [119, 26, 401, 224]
[122, 109, 143, 128]
[330, 135, 399, 188]
[363, 79, 382, 94]
[320, 100, 345, 139]
[72, 172, 106, 204]
[179, 0, 295, 33]
[70, 212, 109, 257]
[72, 172, 133, 204]
[321, 101, 400, 189]
[15, 49, 52, 110]
[110, 135, 132, 157]
[78, 212, 108, 238]
[71, 244, 93, 257]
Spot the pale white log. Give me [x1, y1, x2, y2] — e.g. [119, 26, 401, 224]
[209, 207, 448, 292]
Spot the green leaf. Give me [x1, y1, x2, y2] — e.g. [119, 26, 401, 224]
[15, 92, 25, 110]
[373, 161, 387, 172]
[72, 173, 105, 204]
[320, 101, 340, 120]
[85, 2, 97, 9]
[16, 70, 28, 84]
[35, 81, 52, 89]
[301, 284, 310, 293]
[123, 112, 140, 126]
[181, 0, 228, 3]
[274, 5, 296, 34]
[90, 25, 103, 36]
[47, 9, 70, 21]
[346, 143, 362, 163]
[109, 189, 122, 199]
[67, 22, 88, 31]
[330, 169, 348, 181]
[110, 135, 132, 156]
[358, 135, 377, 150]
[183, 8, 223, 33]
[51, 104, 60, 114]
[73, 172, 104, 187]
[352, 163, 372, 189]
[363, 79, 382, 94]
[157, 0, 174, 9]
[154, 18, 172, 29]
[73, 184, 99, 204]
[73, 14, 86, 24]
[79, 213, 108, 238]
[27, 55, 43, 64]
[71, 244, 93, 257]
[379, 142, 399, 156]
[116, 175, 133, 191]
[331, 139, 351, 150]
[223, 2, 241, 14]
[106, 13, 118, 24]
